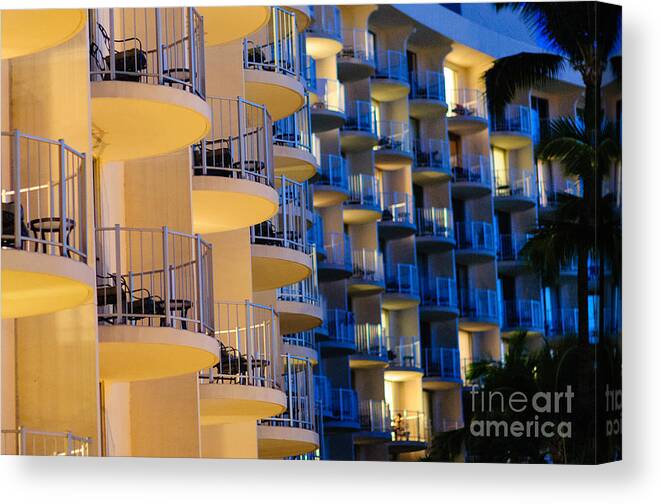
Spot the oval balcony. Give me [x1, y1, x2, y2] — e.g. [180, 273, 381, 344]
[313, 154, 349, 207]
[325, 387, 361, 431]
[310, 79, 346, 133]
[409, 70, 447, 118]
[388, 410, 428, 454]
[308, 214, 326, 261]
[497, 233, 533, 275]
[458, 288, 499, 331]
[250, 177, 313, 291]
[451, 154, 492, 199]
[273, 104, 319, 182]
[1, 9, 86, 59]
[385, 337, 423, 381]
[383, 263, 420, 310]
[317, 232, 352, 281]
[454, 221, 496, 265]
[374, 121, 414, 170]
[1, 427, 92, 457]
[282, 331, 319, 365]
[1, 131, 94, 319]
[199, 301, 286, 424]
[89, 8, 210, 161]
[337, 29, 376, 82]
[243, 7, 305, 121]
[415, 207, 455, 253]
[371, 50, 410, 102]
[198, 6, 270, 46]
[379, 192, 416, 240]
[355, 400, 392, 445]
[276, 267, 323, 334]
[192, 97, 278, 233]
[413, 139, 452, 185]
[420, 277, 459, 321]
[96, 226, 218, 382]
[538, 179, 583, 220]
[446, 89, 488, 134]
[493, 169, 536, 212]
[422, 347, 462, 390]
[350, 324, 388, 369]
[305, 5, 343, 59]
[318, 309, 356, 356]
[501, 299, 545, 337]
[489, 104, 533, 150]
[258, 355, 319, 459]
[349, 249, 385, 296]
[340, 100, 378, 152]
[343, 174, 382, 224]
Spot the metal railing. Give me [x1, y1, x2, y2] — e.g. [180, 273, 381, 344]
[308, 5, 342, 40]
[409, 70, 446, 102]
[447, 88, 487, 120]
[283, 331, 315, 349]
[416, 207, 454, 240]
[277, 254, 320, 308]
[346, 174, 381, 209]
[437, 418, 465, 433]
[381, 192, 414, 226]
[200, 300, 278, 388]
[498, 233, 532, 261]
[455, 221, 495, 252]
[340, 29, 375, 64]
[342, 100, 377, 134]
[414, 138, 451, 173]
[538, 179, 583, 209]
[1, 427, 92, 456]
[316, 154, 348, 191]
[312, 78, 346, 114]
[95, 225, 214, 335]
[493, 169, 535, 199]
[251, 176, 308, 253]
[308, 214, 325, 257]
[243, 7, 299, 78]
[376, 120, 412, 155]
[423, 347, 461, 380]
[273, 101, 313, 154]
[320, 232, 352, 271]
[302, 54, 317, 90]
[421, 277, 457, 310]
[459, 288, 499, 321]
[1, 131, 87, 262]
[451, 153, 492, 187]
[329, 388, 358, 422]
[351, 248, 384, 284]
[359, 400, 391, 433]
[374, 49, 407, 82]
[355, 323, 386, 358]
[326, 308, 356, 345]
[387, 336, 421, 369]
[313, 374, 332, 417]
[192, 96, 273, 185]
[503, 299, 544, 330]
[390, 410, 428, 443]
[89, 7, 205, 98]
[386, 263, 420, 297]
[490, 104, 532, 135]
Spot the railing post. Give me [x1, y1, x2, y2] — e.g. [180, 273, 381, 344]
[245, 301, 254, 385]
[58, 139, 68, 257]
[78, 153, 87, 261]
[12, 131, 21, 251]
[187, 8, 196, 96]
[286, 355, 293, 427]
[272, 8, 280, 74]
[155, 9, 164, 84]
[270, 308, 276, 387]
[162, 226, 171, 327]
[236, 97, 245, 176]
[66, 432, 73, 456]
[113, 224, 123, 322]
[109, 9, 116, 80]
[195, 235, 204, 333]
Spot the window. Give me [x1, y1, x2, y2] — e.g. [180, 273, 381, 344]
[491, 146, 508, 189]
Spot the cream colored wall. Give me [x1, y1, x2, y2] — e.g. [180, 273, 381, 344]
[0, 320, 16, 453]
[201, 421, 258, 458]
[103, 382, 131, 456]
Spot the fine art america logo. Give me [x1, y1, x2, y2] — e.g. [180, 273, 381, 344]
[468, 386, 574, 439]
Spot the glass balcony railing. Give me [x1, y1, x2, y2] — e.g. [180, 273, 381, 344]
[375, 120, 412, 155]
[308, 214, 325, 257]
[340, 29, 375, 65]
[342, 100, 377, 134]
[381, 192, 414, 227]
[447, 88, 487, 120]
[355, 323, 387, 358]
[346, 174, 381, 208]
[313, 78, 346, 115]
[538, 179, 583, 210]
[421, 277, 458, 310]
[308, 5, 342, 40]
[451, 153, 492, 187]
[498, 233, 532, 262]
[243, 7, 299, 78]
[493, 169, 536, 199]
[387, 336, 421, 369]
[409, 70, 446, 102]
[390, 410, 428, 443]
[502, 299, 544, 330]
[329, 388, 359, 423]
[320, 232, 352, 271]
[459, 288, 499, 321]
[326, 308, 356, 345]
[317, 154, 348, 191]
[273, 103, 313, 153]
[386, 263, 420, 297]
[374, 49, 408, 82]
[283, 331, 316, 349]
[455, 221, 495, 253]
[302, 54, 317, 90]
[414, 138, 451, 173]
[490, 104, 532, 135]
[416, 207, 454, 241]
[351, 249, 385, 284]
[423, 347, 461, 380]
[1, 427, 92, 456]
[359, 399, 391, 433]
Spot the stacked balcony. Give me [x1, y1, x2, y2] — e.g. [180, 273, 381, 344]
[374, 121, 414, 169]
[384, 263, 420, 310]
[379, 192, 416, 240]
[446, 88, 488, 133]
[501, 299, 545, 336]
[317, 231, 352, 281]
[385, 336, 423, 381]
[308, 214, 327, 261]
[455, 221, 496, 264]
[314, 154, 349, 207]
[310, 78, 346, 132]
[355, 400, 392, 444]
[422, 347, 462, 390]
[305, 5, 343, 59]
[451, 153, 492, 199]
[338, 29, 376, 81]
[489, 104, 533, 149]
[409, 70, 447, 118]
[318, 308, 356, 355]
[350, 323, 388, 368]
[276, 260, 323, 335]
[415, 207, 455, 253]
[538, 179, 583, 219]
[325, 388, 360, 431]
[273, 102, 319, 182]
[371, 50, 410, 102]
[458, 287, 499, 331]
[340, 100, 378, 152]
[493, 168, 536, 212]
[413, 139, 452, 184]
[420, 277, 459, 321]
[349, 249, 385, 295]
[388, 410, 429, 454]
[197, 6, 270, 46]
[497, 233, 533, 275]
[343, 174, 382, 224]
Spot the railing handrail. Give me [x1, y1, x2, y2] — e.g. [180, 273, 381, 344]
[376, 120, 412, 154]
[421, 276, 457, 308]
[340, 28, 375, 64]
[447, 88, 487, 119]
[273, 101, 313, 154]
[2, 427, 92, 456]
[390, 409, 429, 442]
[374, 49, 408, 81]
[313, 78, 346, 114]
[489, 104, 532, 134]
[459, 287, 499, 320]
[455, 220, 496, 251]
[502, 298, 544, 329]
[381, 192, 414, 225]
[351, 248, 385, 283]
[308, 5, 342, 40]
[423, 347, 461, 379]
[342, 100, 377, 134]
[346, 173, 381, 208]
[355, 322, 386, 357]
[317, 154, 348, 190]
[326, 308, 356, 344]
[413, 137, 451, 171]
[329, 387, 358, 422]
[359, 399, 391, 432]
[409, 69, 446, 102]
[386, 262, 420, 296]
[387, 337, 421, 369]
[416, 207, 454, 239]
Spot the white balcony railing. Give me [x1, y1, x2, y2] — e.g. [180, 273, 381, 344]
[1, 427, 92, 456]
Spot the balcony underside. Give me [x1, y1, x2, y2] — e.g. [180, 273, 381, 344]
[349, 354, 388, 369]
[370, 79, 410, 102]
[91, 81, 210, 162]
[354, 430, 391, 445]
[388, 439, 426, 454]
[493, 195, 536, 212]
[324, 418, 361, 431]
[458, 317, 499, 332]
[198, 7, 271, 46]
[374, 150, 413, 171]
[415, 235, 456, 254]
[455, 249, 496, 266]
[337, 58, 375, 82]
[312, 185, 349, 208]
[282, 342, 318, 365]
[339, 130, 378, 153]
[317, 262, 352, 282]
[451, 181, 492, 200]
[382, 292, 420, 311]
[199, 384, 287, 424]
[501, 326, 544, 338]
[422, 376, 462, 391]
[1, 249, 94, 319]
[244, 69, 305, 122]
[412, 167, 452, 185]
[306, 34, 343, 60]
[378, 221, 416, 241]
[258, 425, 319, 459]
[384, 367, 424, 382]
[251, 245, 313, 291]
[409, 98, 448, 119]
[347, 278, 385, 297]
[318, 340, 357, 356]
[284, 6, 311, 31]
[447, 116, 489, 134]
[311, 109, 346, 133]
[98, 325, 218, 382]
[498, 259, 530, 276]
[276, 300, 323, 334]
[490, 131, 532, 150]
[343, 205, 382, 225]
[274, 145, 319, 183]
[419, 305, 460, 322]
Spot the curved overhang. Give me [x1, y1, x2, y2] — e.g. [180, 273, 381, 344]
[274, 145, 319, 183]
[258, 425, 319, 459]
[199, 383, 287, 424]
[343, 206, 382, 225]
[489, 130, 532, 150]
[349, 354, 389, 369]
[312, 185, 349, 208]
[374, 150, 414, 171]
[339, 130, 378, 153]
[276, 300, 323, 334]
[458, 317, 499, 332]
[282, 342, 319, 365]
[244, 69, 305, 122]
[409, 98, 448, 119]
[251, 245, 313, 291]
[447, 115, 489, 134]
[451, 181, 492, 199]
[370, 79, 410, 102]
[412, 167, 452, 185]
[337, 58, 375, 82]
[454, 249, 496, 266]
[384, 367, 424, 382]
[493, 194, 536, 212]
[382, 292, 420, 311]
[198, 7, 271, 46]
[422, 377, 463, 391]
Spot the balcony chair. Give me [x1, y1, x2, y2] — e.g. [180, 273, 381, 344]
[253, 220, 283, 247]
[96, 273, 165, 325]
[452, 103, 475, 117]
[91, 23, 147, 82]
[1, 203, 31, 249]
[192, 139, 233, 176]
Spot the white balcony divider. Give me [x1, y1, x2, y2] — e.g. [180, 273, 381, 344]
[342, 100, 377, 133]
[381, 192, 414, 225]
[351, 248, 384, 283]
[340, 29, 375, 64]
[355, 323, 386, 357]
[308, 5, 342, 40]
[313, 78, 346, 114]
[273, 99, 313, 153]
[376, 120, 412, 154]
[359, 399, 391, 432]
[317, 154, 348, 190]
[459, 287, 499, 321]
[423, 347, 461, 379]
[243, 7, 299, 77]
[374, 49, 407, 81]
[455, 221, 495, 252]
[89, 7, 206, 98]
[421, 276, 457, 309]
[387, 336, 421, 369]
[447, 88, 487, 119]
[416, 207, 454, 239]
[490, 104, 532, 134]
[1, 427, 92, 456]
[390, 409, 428, 442]
[1, 131, 87, 262]
[451, 153, 492, 186]
[414, 138, 451, 172]
[347, 173, 381, 208]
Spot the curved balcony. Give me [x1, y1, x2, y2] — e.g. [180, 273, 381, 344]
[318, 309, 356, 355]
[350, 324, 388, 369]
[409, 70, 447, 118]
[340, 100, 378, 152]
[338, 29, 376, 81]
[282, 331, 318, 365]
[455, 221, 496, 264]
[489, 104, 533, 149]
[251, 177, 313, 291]
[415, 207, 455, 253]
[493, 169, 536, 212]
[310, 79, 346, 132]
[458, 288, 499, 331]
[1, 427, 91, 457]
[349, 249, 385, 296]
[305, 5, 343, 59]
[325, 387, 360, 431]
[308, 214, 326, 261]
[420, 277, 459, 321]
[374, 121, 414, 169]
[547, 308, 599, 343]
[388, 410, 428, 454]
[447, 89, 488, 134]
[284, 6, 312, 32]
[317, 232, 352, 281]
[498, 233, 533, 275]
[371, 50, 410, 102]
[89, 8, 210, 161]
[1, 132, 94, 319]
[384, 263, 420, 310]
[96, 226, 218, 382]
[276, 264, 323, 334]
[451, 154, 492, 199]
[199, 301, 285, 423]
[538, 179, 583, 220]
[258, 355, 319, 459]
[1, 9, 86, 59]
[243, 7, 305, 121]
[198, 6, 270, 46]
[192, 97, 278, 233]
[355, 400, 391, 444]
[413, 139, 452, 184]
[422, 347, 462, 390]
[501, 299, 544, 336]
[313, 154, 349, 207]
[343, 174, 382, 224]
[385, 337, 423, 381]
[273, 104, 318, 182]
[379, 192, 416, 240]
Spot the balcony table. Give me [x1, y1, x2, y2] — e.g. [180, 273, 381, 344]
[29, 217, 76, 257]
